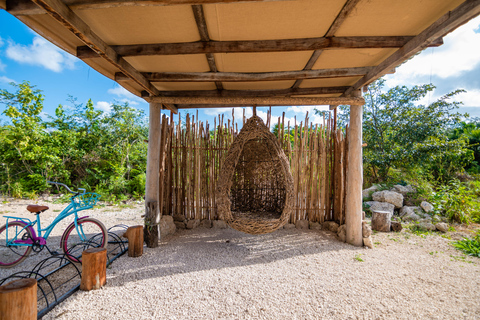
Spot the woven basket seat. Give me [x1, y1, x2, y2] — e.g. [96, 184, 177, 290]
[216, 115, 294, 235]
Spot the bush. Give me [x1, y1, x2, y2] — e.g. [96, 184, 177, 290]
[431, 180, 477, 223]
[452, 230, 480, 258]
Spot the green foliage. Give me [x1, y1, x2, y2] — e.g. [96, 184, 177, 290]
[452, 230, 480, 258]
[0, 81, 148, 198]
[430, 180, 478, 223]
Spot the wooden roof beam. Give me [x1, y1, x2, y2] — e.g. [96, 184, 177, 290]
[76, 36, 443, 58]
[6, 0, 283, 15]
[293, 0, 361, 89]
[28, 0, 176, 113]
[115, 67, 376, 82]
[344, 0, 480, 96]
[0, 0, 6, 10]
[150, 86, 348, 98]
[191, 4, 223, 90]
[148, 96, 365, 106]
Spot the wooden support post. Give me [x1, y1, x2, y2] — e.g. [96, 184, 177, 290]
[145, 102, 162, 247]
[80, 247, 107, 291]
[345, 91, 363, 246]
[0, 279, 37, 320]
[123, 225, 144, 257]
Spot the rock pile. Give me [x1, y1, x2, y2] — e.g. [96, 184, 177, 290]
[363, 184, 449, 233]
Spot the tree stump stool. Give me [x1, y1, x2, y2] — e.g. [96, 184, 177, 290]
[80, 247, 107, 291]
[123, 225, 144, 257]
[371, 210, 392, 232]
[0, 278, 37, 320]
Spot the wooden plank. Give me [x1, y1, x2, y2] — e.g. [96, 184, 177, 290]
[325, 0, 362, 37]
[76, 36, 441, 58]
[0, 0, 6, 10]
[149, 96, 365, 106]
[344, 0, 480, 96]
[7, 0, 285, 15]
[115, 67, 374, 82]
[191, 4, 223, 91]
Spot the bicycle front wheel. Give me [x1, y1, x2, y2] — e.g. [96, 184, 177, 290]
[0, 221, 33, 268]
[61, 218, 108, 263]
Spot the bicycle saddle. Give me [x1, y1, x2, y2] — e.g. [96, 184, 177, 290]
[27, 205, 49, 213]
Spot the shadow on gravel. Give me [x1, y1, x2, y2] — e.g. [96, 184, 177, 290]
[107, 227, 364, 286]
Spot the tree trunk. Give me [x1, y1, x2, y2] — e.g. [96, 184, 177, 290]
[0, 279, 37, 320]
[144, 201, 159, 248]
[80, 247, 107, 291]
[124, 225, 144, 257]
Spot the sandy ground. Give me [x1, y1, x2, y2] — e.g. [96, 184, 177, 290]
[1, 197, 479, 320]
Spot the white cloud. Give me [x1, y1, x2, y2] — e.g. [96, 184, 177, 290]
[0, 75, 15, 84]
[386, 16, 480, 86]
[5, 36, 77, 72]
[107, 85, 144, 106]
[94, 101, 111, 112]
[453, 89, 480, 108]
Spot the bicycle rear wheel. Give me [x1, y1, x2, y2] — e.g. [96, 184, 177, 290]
[61, 217, 108, 263]
[0, 221, 33, 268]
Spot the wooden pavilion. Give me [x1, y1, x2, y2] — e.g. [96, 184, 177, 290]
[2, 0, 480, 247]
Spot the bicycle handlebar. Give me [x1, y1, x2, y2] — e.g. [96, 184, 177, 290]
[47, 181, 86, 194]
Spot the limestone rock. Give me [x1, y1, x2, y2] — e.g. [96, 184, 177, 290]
[283, 223, 296, 229]
[323, 221, 339, 233]
[399, 206, 422, 221]
[174, 221, 186, 229]
[173, 214, 186, 222]
[391, 221, 402, 232]
[362, 221, 372, 237]
[295, 219, 309, 230]
[364, 201, 395, 216]
[362, 185, 379, 199]
[186, 219, 200, 229]
[160, 215, 176, 236]
[337, 224, 346, 242]
[309, 221, 322, 230]
[372, 190, 403, 209]
[371, 210, 392, 232]
[200, 220, 213, 228]
[391, 184, 416, 195]
[421, 201, 434, 213]
[363, 236, 374, 249]
[212, 220, 227, 229]
[435, 222, 449, 233]
[418, 221, 436, 231]
[401, 212, 421, 222]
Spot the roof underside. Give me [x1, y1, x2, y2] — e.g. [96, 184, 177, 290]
[3, 0, 480, 112]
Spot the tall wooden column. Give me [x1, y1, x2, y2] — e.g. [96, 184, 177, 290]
[144, 102, 162, 247]
[345, 92, 363, 246]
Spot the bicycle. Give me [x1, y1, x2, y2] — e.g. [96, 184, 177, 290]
[0, 181, 108, 268]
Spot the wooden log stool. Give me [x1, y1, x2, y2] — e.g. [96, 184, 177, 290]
[123, 225, 144, 257]
[0, 278, 37, 320]
[80, 247, 107, 291]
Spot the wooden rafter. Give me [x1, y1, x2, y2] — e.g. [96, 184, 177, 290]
[191, 4, 223, 90]
[6, 0, 282, 15]
[76, 36, 443, 59]
[151, 86, 347, 98]
[148, 96, 365, 106]
[114, 67, 375, 82]
[293, 0, 361, 89]
[27, 0, 176, 112]
[344, 0, 480, 96]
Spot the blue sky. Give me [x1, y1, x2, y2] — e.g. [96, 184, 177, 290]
[0, 9, 479, 127]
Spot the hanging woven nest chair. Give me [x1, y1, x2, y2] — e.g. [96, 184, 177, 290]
[216, 115, 294, 235]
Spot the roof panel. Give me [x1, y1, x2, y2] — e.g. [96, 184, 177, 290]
[336, 0, 465, 36]
[125, 55, 210, 73]
[153, 82, 217, 91]
[75, 6, 200, 45]
[204, 0, 344, 41]
[215, 52, 313, 73]
[312, 48, 398, 69]
[223, 81, 295, 90]
[300, 77, 363, 88]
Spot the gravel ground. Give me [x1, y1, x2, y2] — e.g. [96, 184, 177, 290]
[1, 198, 480, 319]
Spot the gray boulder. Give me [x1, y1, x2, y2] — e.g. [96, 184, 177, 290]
[371, 210, 392, 232]
[160, 215, 176, 236]
[323, 221, 339, 233]
[362, 185, 379, 199]
[200, 220, 213, 228]
[173, 214, 186, 222]
[295, 219, 309, 229]
[435, 222, 449, 233]
[212, 220, 227, 229]
[418, 221, 436, 231]
[283, 223, 296, 229]
[401, 212, 421, 222]
[363, 236, 374, 249]
[391, 184, 416, 195]
[309, 221, 322, 230]
[420, 201, 434, 213]
[399, 206, 422, 217]
[372, 190, 404, 209]
[186, 219, 201, 229]
[364, 201, 395, 216]
[174, 221, 186, 229]
[362, 220, 372, 237]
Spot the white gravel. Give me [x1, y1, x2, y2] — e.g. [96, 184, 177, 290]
[1, 199, 480, 319]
